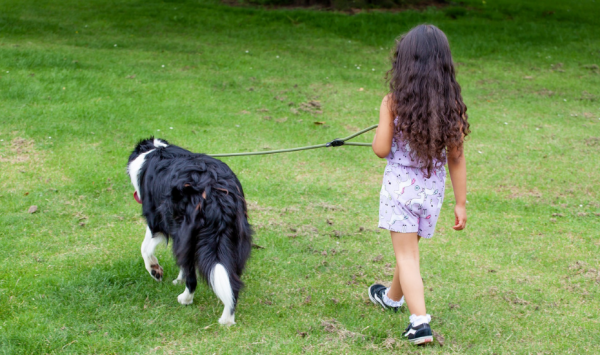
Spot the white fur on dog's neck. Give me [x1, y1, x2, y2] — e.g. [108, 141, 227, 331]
[128, 149, 155, 199]
[153, 139, 168, 148]
[128, 140, 169, 199]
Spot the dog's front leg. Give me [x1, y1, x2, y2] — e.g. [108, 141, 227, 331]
[141, 226, 166, 281]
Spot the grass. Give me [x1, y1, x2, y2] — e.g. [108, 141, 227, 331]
[0, 0, 599, 353]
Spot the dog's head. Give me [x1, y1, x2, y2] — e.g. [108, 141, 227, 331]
[127, 137, 169, 201]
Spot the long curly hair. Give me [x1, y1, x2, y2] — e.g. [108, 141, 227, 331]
[387, 24, 470, 178]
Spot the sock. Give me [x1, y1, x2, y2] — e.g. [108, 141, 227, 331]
[409, 314, 431, 327]
[383, 288, 405, 307]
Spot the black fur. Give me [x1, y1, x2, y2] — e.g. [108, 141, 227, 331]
[129, 137, 252, 314]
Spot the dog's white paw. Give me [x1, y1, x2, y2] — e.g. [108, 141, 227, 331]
[177, 289, 194, 305]
[218, 315, 236, 326]
[218, 308, 236, 326]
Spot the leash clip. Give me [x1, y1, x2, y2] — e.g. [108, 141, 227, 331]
[326, 139, 345, 147]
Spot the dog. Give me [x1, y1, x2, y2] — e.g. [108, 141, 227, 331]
[127, 138, 252, 325]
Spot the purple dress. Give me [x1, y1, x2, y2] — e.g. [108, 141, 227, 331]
[378, 125, 446, 238]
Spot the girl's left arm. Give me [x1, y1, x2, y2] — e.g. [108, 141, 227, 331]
[447, 146, 467, 230]
[372, 94, 395, 158]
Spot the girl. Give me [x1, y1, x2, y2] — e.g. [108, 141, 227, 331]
[368, 24, 469, 345]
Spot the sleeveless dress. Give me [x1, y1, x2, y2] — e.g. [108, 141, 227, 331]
[378, 122, 447, 238]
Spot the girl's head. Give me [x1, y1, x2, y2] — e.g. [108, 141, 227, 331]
[387, 24, 470, 177]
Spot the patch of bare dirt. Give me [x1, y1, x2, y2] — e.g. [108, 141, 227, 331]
[321, 319, 364, 341]
[0, 137, 39, 164]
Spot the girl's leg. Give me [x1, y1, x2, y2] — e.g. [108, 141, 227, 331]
[391, 231, 426, 315]
[386, 263, 404, 301]
[387, 234, 421, 302]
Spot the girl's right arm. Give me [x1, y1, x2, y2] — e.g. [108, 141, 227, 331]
[447, 146, 467, 230]
[372, 94, 395, 158]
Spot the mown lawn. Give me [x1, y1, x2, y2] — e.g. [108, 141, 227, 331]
[0, 0, 599, 353]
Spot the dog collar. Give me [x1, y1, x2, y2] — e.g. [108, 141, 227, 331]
[133, 191, 142, 204]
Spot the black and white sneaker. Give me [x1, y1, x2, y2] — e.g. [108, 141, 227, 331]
[368, 284, 402, 312]
[402, 315, 433, 345]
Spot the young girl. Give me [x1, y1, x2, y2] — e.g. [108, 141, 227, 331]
[368, 24, 469, 345]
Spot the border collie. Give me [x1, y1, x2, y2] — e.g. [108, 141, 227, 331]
[127, 138, 252, 325]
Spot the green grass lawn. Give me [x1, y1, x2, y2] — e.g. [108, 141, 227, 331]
[1, 0, 599, 353]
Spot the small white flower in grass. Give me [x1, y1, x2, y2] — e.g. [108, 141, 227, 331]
[564, 99, 567, 102]
[6, 71, 8, 73]
[536, 128, 539, 130]
[114, 44, 117, 47]
[235, 125, 240, 127]
[0, 139, 3, 141]
[48, 137, 51, 139]
[162, 65, 165, 68]
[348, 40, 351, 43]
[504, 122, 508, 125]
[478, 151, 482, 154]
[357, 67, 360, 70]
[372, 68, 375, 71]
[276, 55, 279, 58]
[157, 129, 160, 131]
[169, 127, 173, 129]
[245, 50, 249, 53]
[579, 205, 583, 207]
[85, 25, 88, 27]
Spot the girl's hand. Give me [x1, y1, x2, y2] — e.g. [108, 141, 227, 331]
[453, 204, 467, 230]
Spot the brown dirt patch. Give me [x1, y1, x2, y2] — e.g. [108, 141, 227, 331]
[0, 137, 39, 164]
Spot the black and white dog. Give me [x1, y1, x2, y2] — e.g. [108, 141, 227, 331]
[127, 138, 252, 325]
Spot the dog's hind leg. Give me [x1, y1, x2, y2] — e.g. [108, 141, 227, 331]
[141, 226, 167, 281]
[211, 264, 236, 326]
[177, 268, 196, 305]
[173, 269, 185, 285]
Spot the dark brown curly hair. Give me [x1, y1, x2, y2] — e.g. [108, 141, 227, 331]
[387, 24, 470, 178]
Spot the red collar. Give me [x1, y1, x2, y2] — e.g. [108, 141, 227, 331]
[133, 191, 142, 204]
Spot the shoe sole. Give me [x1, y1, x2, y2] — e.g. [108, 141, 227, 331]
[409, 335, 433, 345]
[367, 286, 387, 310]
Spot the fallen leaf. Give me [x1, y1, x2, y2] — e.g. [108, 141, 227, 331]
[314, 121, 325, 125]
[251, 243, 265, 249]
[372, 254, 383, 262]
[331, 298, 339, 304]
[321, 251, 327, 256]
[449, 303, 460, 310]
[28, 205, 38, 214]
[275, 117, 288, 123]
[297, 330, 307, 337]
[358, 88, 364, 91]
[304, 295, 311, 304]
[240, 110, 250, 114]
[432, 330, 445, 346]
